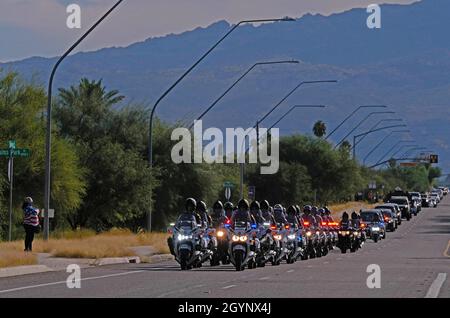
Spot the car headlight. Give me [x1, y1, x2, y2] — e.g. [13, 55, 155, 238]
[217, 230, 224, 238]
[239, 235, 248, 242]
[372, 226, 380, 231]
[232, 235, 240, 242]
[288, 234, 296, 240]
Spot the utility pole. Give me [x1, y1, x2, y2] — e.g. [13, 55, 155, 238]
[8, 150, 14, 242]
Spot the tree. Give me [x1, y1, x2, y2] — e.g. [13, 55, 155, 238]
[313, 120, 327, 138]
[55, 78, 154, 231]
[0, 71, 86, 239]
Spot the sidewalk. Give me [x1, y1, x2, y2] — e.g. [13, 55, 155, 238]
[0, 245, 173, 279]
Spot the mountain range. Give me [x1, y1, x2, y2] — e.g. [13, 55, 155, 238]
[1, 0, 449, 171]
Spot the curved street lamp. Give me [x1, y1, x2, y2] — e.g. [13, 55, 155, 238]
[362, 130, 410, 165]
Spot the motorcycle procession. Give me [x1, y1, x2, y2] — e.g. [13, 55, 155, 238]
[167, 197, 391, 271]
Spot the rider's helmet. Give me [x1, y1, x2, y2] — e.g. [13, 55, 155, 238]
[287, 205, 297, 216]
[351, 211, 358, 219]
[224, 201, 234, 211]
[185, 198, 197, 212]
[318, 208, 326, 216]
[213, 200, 223, 210]
[250, 200, 260, 211]
[273, 204, 283, 212]
[311, 206, 318, 215]
[342, 211, 349, 221]
[197, 200, 207, 213]
[295, 205, 301, 216]
[260, 200, 270, 211]
[303, 205, 312, 214]
[237, 199, 250, 211]
[324, 206, 331, 215]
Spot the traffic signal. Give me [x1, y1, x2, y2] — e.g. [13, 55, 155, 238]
[429, 154, 438, 164]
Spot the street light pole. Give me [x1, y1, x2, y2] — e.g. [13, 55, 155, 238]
[334, 110, 395, 149]
[325, 105, 387, 140]
[147, 17, 295, 231]
[354, 118, 403, 147]
[362, 130, 410, 165]
[375, 141, 415, 165]
[43, 0, 123, 240]
[352, 124, 407, 160]
[190, 60, 299, 128]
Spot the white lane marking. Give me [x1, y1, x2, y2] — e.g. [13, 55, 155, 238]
[259, 276, 270, 280]
[323, 261, 329, 264]
[287, 269, 294, 273]
[425, 273, 447, 298]
[222, 285, 236, 289]
[0, 270, 145, 295]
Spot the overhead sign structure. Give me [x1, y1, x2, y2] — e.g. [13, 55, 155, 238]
[429, 154, 438, 164]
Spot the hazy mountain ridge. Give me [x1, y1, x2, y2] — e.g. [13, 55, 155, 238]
[1, 0, 449, 170]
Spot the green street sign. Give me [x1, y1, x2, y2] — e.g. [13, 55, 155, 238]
[8, 140, 16, 149]
[0, 148, 30, 157]
[223, 181, 234, 188]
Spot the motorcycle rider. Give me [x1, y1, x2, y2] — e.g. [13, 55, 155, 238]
[261, 200, 276, 225]
[224, 201, 234, 220]
[273, 204, 288, 227]
[340, 211, 350, 227]
[168, 198, 200, 255]
[231, 199, 254, 227]
[351, 211, 360, 228]
[250, 200, 266, 226]
[196, 200, 212, 228]
[286, 205, 300, 229]
[301, 205, 315, 227]
[211, 200, 228, 227]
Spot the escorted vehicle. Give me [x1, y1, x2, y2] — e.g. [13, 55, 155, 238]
[337, 222, 359, 253]
[387, 196, 411, 220]
[430, 193, 439, 207]
[421, 193, 431, 207]
[380, 209, 396, 231]
[375, 203, 401, 226]
[438, 186, 448, 195]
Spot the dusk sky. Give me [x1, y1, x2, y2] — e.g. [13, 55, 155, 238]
[1, 0, 418, 62]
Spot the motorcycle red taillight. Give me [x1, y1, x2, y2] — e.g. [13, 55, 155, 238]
[303, 221, 310, 227]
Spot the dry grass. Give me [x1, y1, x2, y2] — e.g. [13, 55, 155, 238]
[329, 201, 377, 220]
[0, 242, 38, 268]
[0, 229, 170, 262]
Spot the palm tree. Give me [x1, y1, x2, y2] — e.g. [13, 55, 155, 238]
[313, 120, 327, 138]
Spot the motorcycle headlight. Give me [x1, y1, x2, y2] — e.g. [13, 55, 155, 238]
[273, 234, 282, 240]
[288, 234, 296, 240]
[306, 231, 312, 237]
[346, 231, 350, 235]
[372, 226, 380, 231]
[239, 235, 248, 242]
[217, 230, 225, 238]
[232, 235, 239, 242]
[177, 234, 192, 241]
[316, 231, 320, 235]
[354, 231, 358, 236]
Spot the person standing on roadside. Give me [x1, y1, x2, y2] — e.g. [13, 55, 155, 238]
[22, 197, 40, 252]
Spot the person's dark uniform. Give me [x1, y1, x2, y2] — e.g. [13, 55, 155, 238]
[211, 200, 228, 227]
[224, 202, 234, 220]
[351, 211, 360, 228]
[250, 201, 265, 226]
[261, 200, 276, 225]
[231, 199, 253, 227]
[196, 200, 212, 228]
[340, 211, 350, 228]
[286, 205, 300, 229]
[273, 204, 288, 227]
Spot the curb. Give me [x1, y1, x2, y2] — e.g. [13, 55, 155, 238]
[0, 265, 54, 278]
[142, 254, 174, 264]
[92, 256, 141, 266]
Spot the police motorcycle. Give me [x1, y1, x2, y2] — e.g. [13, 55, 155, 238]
[301, 206, 320, 258]
[337, 216, 360, 253]
[228, 199, 260, 271]
[169, 218, 204, 270]
[284, 205, 305, 264]
[247, 201, 276, 268]
[270, 205, 290, 265]
[209, 201, 232, 266]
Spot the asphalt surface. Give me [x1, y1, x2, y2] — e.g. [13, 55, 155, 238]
[0, 197, 449, 298]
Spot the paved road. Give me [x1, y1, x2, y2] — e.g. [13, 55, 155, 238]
[1, 197, 449, 298]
